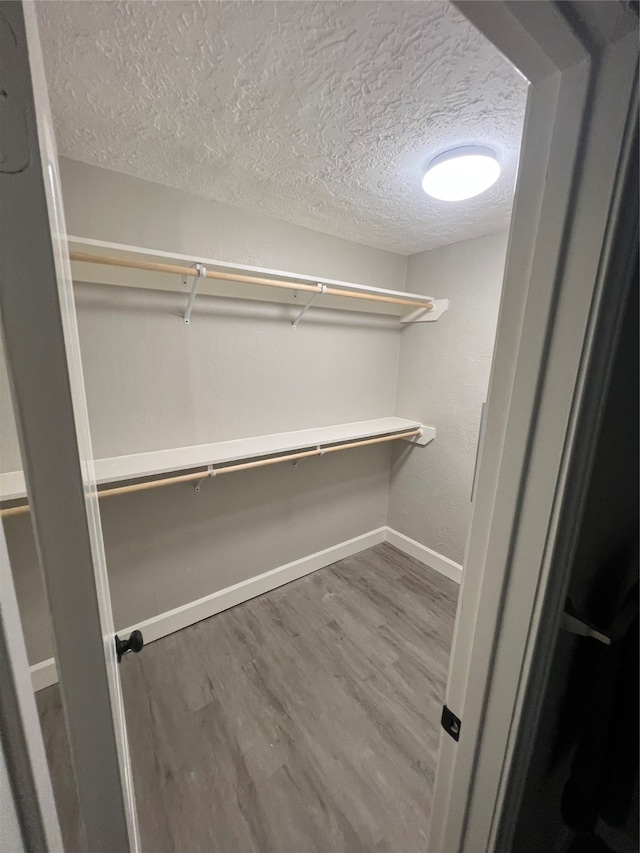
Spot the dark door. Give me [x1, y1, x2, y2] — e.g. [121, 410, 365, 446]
[510, 266, 639, 853]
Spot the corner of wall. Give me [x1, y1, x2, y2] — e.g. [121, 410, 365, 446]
[385, 251, 412, 528]
[386, 230, 510, 565]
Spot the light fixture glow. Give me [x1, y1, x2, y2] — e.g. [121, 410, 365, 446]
[422, 146, 500, 201]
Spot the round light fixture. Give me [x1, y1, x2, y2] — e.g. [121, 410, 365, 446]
[422, 146, 500, 201]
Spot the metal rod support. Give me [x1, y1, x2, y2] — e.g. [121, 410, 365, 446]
[194, 465, 214, 492]
[183, 263, 206, 325]
[292, 284, 326, 329]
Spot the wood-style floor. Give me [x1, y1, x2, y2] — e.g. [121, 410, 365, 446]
[36, 543, 458, 853]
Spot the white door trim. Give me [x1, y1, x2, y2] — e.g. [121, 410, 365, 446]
[0, 3, 139, 850]
[0, 523, 63, 851]
[430, 3, 638, 850]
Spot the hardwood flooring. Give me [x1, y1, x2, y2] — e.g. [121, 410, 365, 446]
[36, 543, 458, 852]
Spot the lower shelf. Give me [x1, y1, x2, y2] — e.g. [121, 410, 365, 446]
[0, 417, 435, 502]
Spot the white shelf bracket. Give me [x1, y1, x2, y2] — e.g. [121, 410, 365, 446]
[401, 426, 436, 447]
[401, 299, 449, 324]
[292, 284, 326, 330]
[194, 464, 215, 492]
[183, 263, 207, 325]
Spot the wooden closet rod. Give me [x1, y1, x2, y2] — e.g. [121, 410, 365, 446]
[0, 428, 421, 518]
[69, 252, 434, 312]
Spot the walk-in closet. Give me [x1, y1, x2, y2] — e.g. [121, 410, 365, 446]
[1, 2, 528, 850]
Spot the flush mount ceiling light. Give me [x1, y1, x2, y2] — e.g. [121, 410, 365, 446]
[422, 146, 500, 201]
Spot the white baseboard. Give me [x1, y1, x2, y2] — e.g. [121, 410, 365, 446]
[30, 658, 58, 692]
[384, 527, 463, 584]
[124, 527, 387, 645]
[30, 526, 461, 692]
[30, 527, 387, 691]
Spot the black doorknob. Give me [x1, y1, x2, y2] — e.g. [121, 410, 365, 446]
[115, 630, 144, 663]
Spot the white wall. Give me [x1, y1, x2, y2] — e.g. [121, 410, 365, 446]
[2, 159, 407, 665]
[2, 160, 508, 667]
[0, 736, 26, 853]
[60, 159, 406, 289]
[388, 231, 508, 566]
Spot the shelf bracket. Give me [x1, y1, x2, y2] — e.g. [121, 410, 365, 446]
[194, 464, 215, 492]
[401, 426, 436, 447]
[401, 299, 449, 324]
[292, 284, 326, 330]
[183, 263, 207, 325]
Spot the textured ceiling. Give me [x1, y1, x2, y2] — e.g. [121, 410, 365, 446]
[37, 1, 527, 255]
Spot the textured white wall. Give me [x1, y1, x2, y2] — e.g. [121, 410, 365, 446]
[388, 231, 508, 565]
[60, 158, 406, 287]
[2, 159, 407, 664]
[0, 736, 25, 853]
[2, 160, 508, 665]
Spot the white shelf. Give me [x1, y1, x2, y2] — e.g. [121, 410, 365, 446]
[0, 471, 27, 503]
[0, 418, 435, 502]
[67, 236, 449, 322]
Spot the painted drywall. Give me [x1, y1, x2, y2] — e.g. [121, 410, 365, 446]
[2, 160, 508, 666]
[1, 159, 407, 665]
[59, 158, 406, 288]
[5, 442, 392, 665]
[0, 736, 25, 853]
[388, 231, 508, 566]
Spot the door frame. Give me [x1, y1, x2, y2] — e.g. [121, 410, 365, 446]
[0, 1, 637, 850]
[430, 3, 638, 851]
[0, 3, 138, 850]
[0, 521, 63, 852]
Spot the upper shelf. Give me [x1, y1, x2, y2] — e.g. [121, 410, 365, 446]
[0, 417, 435, 502]
[67, 237, 449, 326]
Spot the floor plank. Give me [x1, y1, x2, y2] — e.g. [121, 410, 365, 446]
[36, 543, 458, 852]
